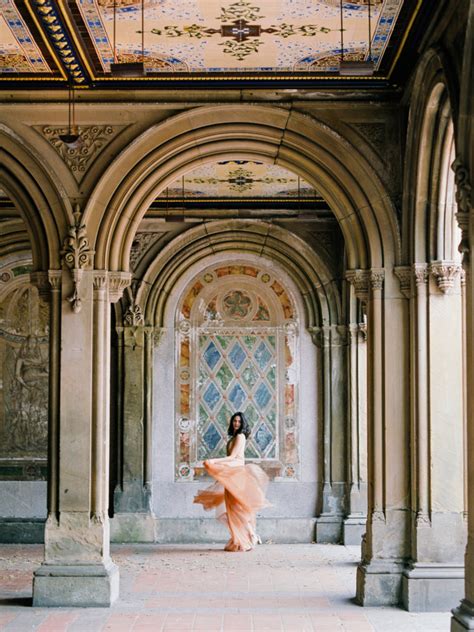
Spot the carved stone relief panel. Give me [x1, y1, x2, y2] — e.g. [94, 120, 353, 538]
[0, 281, 49, 473]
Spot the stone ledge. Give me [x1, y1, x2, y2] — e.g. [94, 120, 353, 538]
[402, 563, 464, 612]
[33, 562, 119, 607]
[110, 516, 318, 544]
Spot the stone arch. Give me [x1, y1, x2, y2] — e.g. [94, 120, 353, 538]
[403, 47, 460, 262]
[0, 125, 70, 270]
[84, 105, 400, 272]
[138, 221, 341, 330]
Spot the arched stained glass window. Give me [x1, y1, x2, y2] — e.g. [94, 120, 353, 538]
[175, 263, 299, 481]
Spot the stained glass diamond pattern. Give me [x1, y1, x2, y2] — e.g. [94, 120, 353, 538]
[255, 381, 272, 409]
[216, 362, 233, 390]
[255, 422, 273, 453]
[203, 423, 221, 451]
[229, 342, 246, 370]
[229, 383, 246, 409]
[198, 333, 278, 460]
[203, 341, 221, 370]
[203, 382, 220, 410]
[254, 341, 272, 370]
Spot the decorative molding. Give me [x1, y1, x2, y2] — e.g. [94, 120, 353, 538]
[61, 205, 94, 313]
[452, 157, 472, 266]
[393, 266, 412, 299]
[123, 284, 145, 326]
[30, 0, 87, 84]
[345, 269, 370, 304]
[430, 261, 462, 294]
[412, 263, 428, 286]
[415, 512, 431, 528]
[109, 271, 132, 303]
[452, 157, 472, 214]
[48, 270, 62, 291]
[369, 268, 385, 292]
[38, 126, 117, 179]
[93, 271, 108, 292]
[130, 232, 162, 269]
[124, 303, 145, 326]
[308, 325, 329, 348]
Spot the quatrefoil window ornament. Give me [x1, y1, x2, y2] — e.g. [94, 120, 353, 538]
[222, 290, 252, 319]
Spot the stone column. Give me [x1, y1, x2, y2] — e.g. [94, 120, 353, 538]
[343, 284, 368, 545]
[112, 299, 155, 542]
[451, 156, 474, 630]
[32, 212, 131, 607]
[400, 262, 465, 611]
[310, 325, 347, 543]
[349, 268, 410, 606]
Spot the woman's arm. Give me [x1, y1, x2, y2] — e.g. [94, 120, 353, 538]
[205, 434, 245, 465]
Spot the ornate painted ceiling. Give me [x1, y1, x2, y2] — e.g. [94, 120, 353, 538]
[163, 161, 317, 198]
[0, 0, 427, 86]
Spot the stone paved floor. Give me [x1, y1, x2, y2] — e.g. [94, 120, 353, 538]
[0, 544, 451, 631]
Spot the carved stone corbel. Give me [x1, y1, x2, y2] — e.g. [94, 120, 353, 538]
[394, 266, 412, 299]
[61, 205, 94, 313]
[369, 268, 385, 292]
[109, 271, 132, 303]
[308, 325, 330, 348]
[345, 269, 370, 304]
[430, 261, 462, 294]
[413, 263, 429, 287]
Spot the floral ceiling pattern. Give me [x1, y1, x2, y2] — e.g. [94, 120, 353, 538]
[0, 0, 420, 83]
[162, 161, 316, 198]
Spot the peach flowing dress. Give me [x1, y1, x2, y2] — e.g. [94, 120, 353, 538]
[194, 434, 270, 551]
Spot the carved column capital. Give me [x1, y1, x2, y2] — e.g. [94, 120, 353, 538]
[430, 261, 462, 294]
[109, 271, 132, 303]
[345, 269, 370, 304]
[393, 266, 412, 299]
[48, 270, 62, 290]
[153, 327, 164, 346]
[412, 263, 429, 286]
[369, 268, 385, 292]
[92, 271, 108, 292]
[308, 325, 330, 348]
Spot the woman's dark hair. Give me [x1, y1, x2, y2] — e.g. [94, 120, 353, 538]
[228, 412, 250, 438]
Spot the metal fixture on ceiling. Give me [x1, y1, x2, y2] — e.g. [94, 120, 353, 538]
[59, 79, 81, 148]
[110, 0, 147, 77]
[338, 0, 374, 77]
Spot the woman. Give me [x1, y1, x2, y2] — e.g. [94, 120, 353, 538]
[194, 412, 270, 552]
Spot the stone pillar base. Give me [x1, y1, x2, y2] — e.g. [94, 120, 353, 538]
[111, 512, 156, 543]
[356, 560, 403, 606]
[315, 515, 343, 543]
[343, 515, 366, 545]
[401, 563, 464, 612]
[33, 562, 119, 607]
[451, 599, 474, 630]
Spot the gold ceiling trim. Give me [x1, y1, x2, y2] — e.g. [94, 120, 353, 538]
[387, 0, 423, 79]
[24, 0, 67, 80]
[57, 0, 95, 81]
